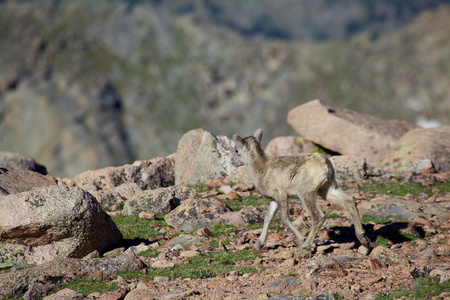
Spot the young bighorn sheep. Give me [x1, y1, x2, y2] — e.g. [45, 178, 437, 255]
[233, 129, 369, 251]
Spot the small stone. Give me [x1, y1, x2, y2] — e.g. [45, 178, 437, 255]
[103, 247, 125, 258]
[237, 191, 251, 197]
[180, 250, 198, 258]
[151, 260, 175, 269]
[154, 276, 169, 282]
[83, 250, 100, 259]
[139, 211, 156, 220]
[219, 185, 234, 194]
[42, 288, 83, 300]
[281, 258, 296, 267]
[205, 178, 227, 188]
[170, 244, 183, 252]
[197, 228, 212, 238]
[358, 245, 370, 256]
[317, 244, 337, 254]
[116, 276, 128, 286]
[233, 183, 255, 192]
[368, 258, 387, 270]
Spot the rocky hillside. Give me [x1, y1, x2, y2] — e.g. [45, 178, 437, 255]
[1, 0, 450, 177]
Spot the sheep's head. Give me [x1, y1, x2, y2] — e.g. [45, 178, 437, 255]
[232, 129, 264, 165]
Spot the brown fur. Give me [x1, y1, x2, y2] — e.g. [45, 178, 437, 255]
[233, 129, 369, 250]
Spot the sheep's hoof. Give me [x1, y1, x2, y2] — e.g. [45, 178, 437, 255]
[293, 248, 312, 259]
[253, 241, 262, 250]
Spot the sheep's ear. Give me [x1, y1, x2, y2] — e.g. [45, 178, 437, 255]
[233, 134, 244, 146]
[253, 128, 263, 143]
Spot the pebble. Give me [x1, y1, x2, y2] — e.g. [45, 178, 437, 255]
[358, 245, 370, 256]
[154, 276, 169, 282]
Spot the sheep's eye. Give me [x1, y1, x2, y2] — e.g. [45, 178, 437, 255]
[235, 149, 239, 154]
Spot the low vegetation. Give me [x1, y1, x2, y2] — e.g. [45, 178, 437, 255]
[29, 178, 450, 298]
[121, 249, 263, 281]
[375, 276, 450, 300]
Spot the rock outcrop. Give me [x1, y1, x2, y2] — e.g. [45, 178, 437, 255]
[379, 126, 450, 174]
[0, 252, 145, 298]
[287, 100, 418, 166]
[72, 157, 175, 191]
[329, 155, 367, 184]
[175, 129, 248, 185]
[0, 169, 57, 197]
[164, 198, 262, 231]
[0, 185, 122, 266]
[264, 136, 319, 158]
[124, 185, 196, 216]
[0, 151, 48, 174]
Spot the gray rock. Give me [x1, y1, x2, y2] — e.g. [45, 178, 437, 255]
[164, 198, 262, 231]
[0, 185, 122, 265]
[125, 244, 149, 255]
[42, 288, 84, 300]
[264, 136, 319, 158]
[165, 234, 204, 249]
[124, 185, 196, 216]
[287, 100, 418, 167]
[379, 126, 450, 174]
[175, 129, 246, 185]
[369, 245, 409, 265]
[407, 159, 436, 174]
[72, 157, 174, 191]
[329, 155, 367, 184]
[91, 182, 142, 212]
[0, 252, 145, 298]
[0, 152, 48, 175]
[220, 208, 263, 226]
[164, 198, 232, 231]
[0, 170, 57, 198]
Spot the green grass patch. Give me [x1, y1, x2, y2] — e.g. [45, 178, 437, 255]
[374, 235, 392, 247]
[111, 215, 168, 240]
[325, 212, 341, 219]
[137, 248, 161, 258]
[120, 249, 264, 281]
[48, 279, 118, 297]
[209, 223, 239, 238]
[221, 195, 271, 211]
[187, 184, 213, 193]
[359, 180, 450, 197]
[246, 219, 284, 232]
[376, 276, 450, 300]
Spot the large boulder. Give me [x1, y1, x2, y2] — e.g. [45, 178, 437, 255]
[89, 182, 143, 212]
[164, 198, 262, 231]
[175, 129, 247, 185]
[264, 136, 320, 158]
[123, 185, 197, 216]
[379, 126, 450, 174]
[329, 155, 367, 184]
[0, 252, 145, 298]
[0, 185, 122, 266]
[287, 100, 418, 166]
[72, 156, 174, 191]
[0, 169, 57, 197]
[165, 198, 232, 231]
[0, 152, 48, 175]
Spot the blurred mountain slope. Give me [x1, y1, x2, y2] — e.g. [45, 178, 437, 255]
[0, 0, 449, 177]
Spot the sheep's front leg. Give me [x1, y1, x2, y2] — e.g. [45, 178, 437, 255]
[254, 200, 278, 250]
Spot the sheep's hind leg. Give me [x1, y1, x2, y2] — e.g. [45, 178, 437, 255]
[323, 187, 370, 248]
[278, 194, 306, 248]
